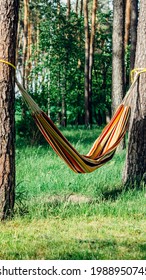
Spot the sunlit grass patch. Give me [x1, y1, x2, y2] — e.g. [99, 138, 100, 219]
[0, 216, 146, 260]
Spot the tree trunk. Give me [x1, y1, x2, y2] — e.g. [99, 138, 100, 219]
[23, 0, 29, 88]
[89, 0, 97, 126]
[83, 0, 90, 126]
[124, 0, 131, 49]
[26, 19, 32, 86]
[84, 0, 97, 127]
[112, 0, 125, 114]
[67, 0, 71, 18]
[80, 0, 83, 17]
[130, 0, 138, 71]
[123, 0, 146, 188]
[112, 0, 125, 150]
[75, 0, 79, 14]
[60, 0, 71, 127]
[0, 0, 19, 220]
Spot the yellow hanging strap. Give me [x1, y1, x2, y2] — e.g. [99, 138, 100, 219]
[0, 59, 16, 70]
[130, 68, 146, 83]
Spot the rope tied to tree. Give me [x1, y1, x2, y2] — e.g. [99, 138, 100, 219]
[0, 59, 16, 70]
[130, 67, 146, 83]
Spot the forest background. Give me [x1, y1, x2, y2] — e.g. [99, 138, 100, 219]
[0, 0, 146, 260]
[17, 0, 114, 138]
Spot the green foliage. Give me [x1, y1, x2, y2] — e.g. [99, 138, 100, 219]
[17, 1, 113, 138]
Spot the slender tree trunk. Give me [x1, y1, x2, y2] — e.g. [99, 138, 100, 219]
[21, 0, 29, 119]
[23, 0, 29, 88]
[75, 0, 79, 14]
[83, 0, 90, 126]
[112, 0, 125, 114]
[89, 0, 97, 125]
[123, 0, 146, 188]
[80, 0, 83, 17]
[26, 19, 32, 87]
[130, 0, 138, 71]
[61, 0, 71, 127]
[67, 0, 71, 18]
[0, 0, 19, 220]
[112, 0, 125, 150]
[84, 0, 97, 127]
[124, 0, 131, 49]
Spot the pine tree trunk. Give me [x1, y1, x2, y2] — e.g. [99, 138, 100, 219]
[67, 0, 71, 18]
[83, 0, 90, 126]
[123, 0, 146, 188]
[0, 0, 19, 220]
[89, 0, 97, 126]
[80, 0, 83, 17]
[124, 0, 131, 49]
[130, 0, 138, 71]
[23, 0, 29, 88]
[112, 0, 125, 114]
[75, 0, 79, 14]
[112, 0, 125, 150]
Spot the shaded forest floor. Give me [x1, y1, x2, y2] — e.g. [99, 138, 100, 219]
[1, 128, 146, 259]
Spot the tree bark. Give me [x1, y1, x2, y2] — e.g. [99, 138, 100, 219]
[84, 0, 97, 127]
[80, 0, 83, 17]
[112, 0, 125, 150]
[83, 0, 90, 126]
[112, 0, 125, 114]
[123, 0, 146, 188]
[67, 0, 71, 18]
[124, 0, 131, 49]
[75, 0, 79, 14]
[89, 0, 97, 126]
[130, 0, 138, 71]
[23, 0, 29, 88]
[0, 0, 19, 220]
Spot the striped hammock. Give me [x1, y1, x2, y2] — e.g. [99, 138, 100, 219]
[0, 59, 143, 173]
[15, 74, 138, 173]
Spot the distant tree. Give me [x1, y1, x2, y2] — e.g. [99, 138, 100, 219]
[130, 0, 138, 71]
[0, 0, 19, 220]
[123, 0, 146, 188]
[124, 0, 131, 49]
[23, 0, 29, 88]
[83, 0, 90, 126]
[83, 0, 97, 126]
[112, 0, 125, 115]
[89, 0, 98, 125]
[112, 0, 125, 149]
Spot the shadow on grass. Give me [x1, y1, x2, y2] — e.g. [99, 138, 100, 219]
[101, 187, 125, 201]
[138, 243, 146, 260]
[56, 240, 116, 260]
[53, 239, 146, 260]
[3, 232, 145, 260]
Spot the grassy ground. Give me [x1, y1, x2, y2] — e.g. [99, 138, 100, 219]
[1, 128, 146, 259]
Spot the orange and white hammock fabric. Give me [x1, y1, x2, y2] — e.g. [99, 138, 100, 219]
[0, 60, 143, 173]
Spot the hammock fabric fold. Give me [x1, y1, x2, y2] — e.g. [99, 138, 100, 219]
[16, 78, 131, 173]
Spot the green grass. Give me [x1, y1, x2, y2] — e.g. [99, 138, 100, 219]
[1, 217, 146, 259]
[1, 127, 146, 259]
